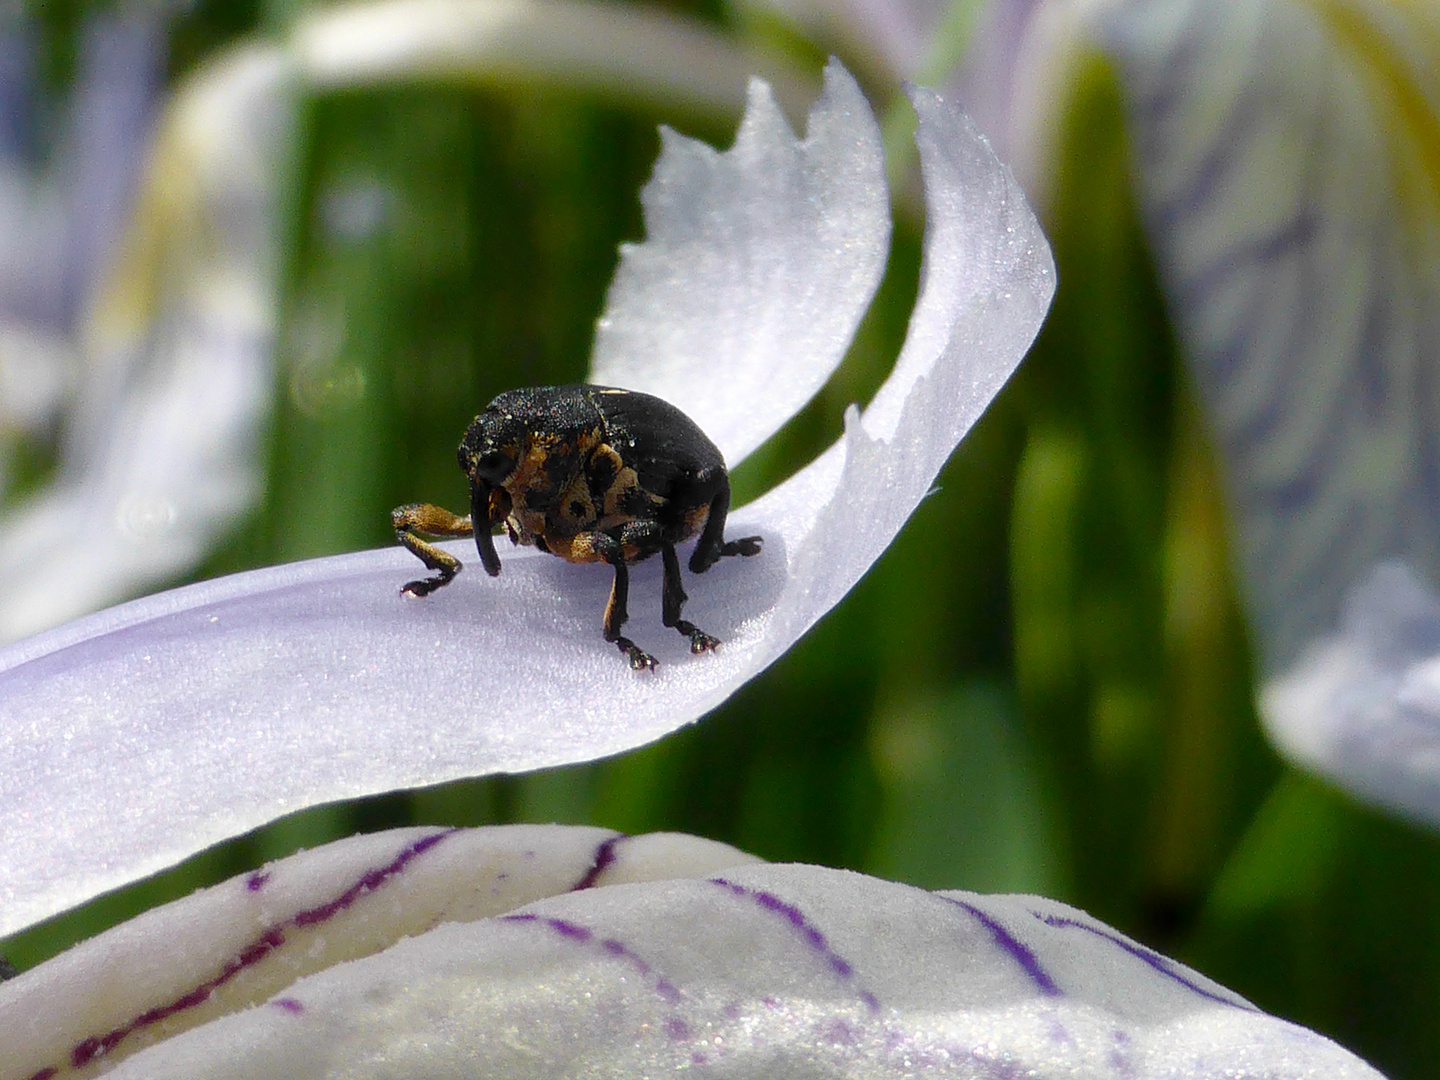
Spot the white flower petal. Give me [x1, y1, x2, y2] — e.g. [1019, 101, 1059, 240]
[0, 73, 1052, 939]
[591, 60, 889, 466]
[0, 825, 759, 1078]
[3, 831, 1380, 1079]
[755, 84, 1054, 651]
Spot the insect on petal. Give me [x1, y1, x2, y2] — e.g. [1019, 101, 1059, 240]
[0, 66, 1053, 939]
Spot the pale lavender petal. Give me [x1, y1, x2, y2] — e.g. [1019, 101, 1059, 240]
[0, 73, 1052, 938]
[9, 854, 1378, 1078]
[59, 8, 167, 324]
[0, 825, 758, 1079]
[591, 60, 889, 466]
[1088, 0, 1440, 674]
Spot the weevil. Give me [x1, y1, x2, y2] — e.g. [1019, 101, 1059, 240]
[392, 385, 763, 670]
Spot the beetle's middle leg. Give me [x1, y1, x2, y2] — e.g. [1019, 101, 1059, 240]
[662, 543, 720, 654]
[392, 503, 472, 597]
[586, 531, 656, 672]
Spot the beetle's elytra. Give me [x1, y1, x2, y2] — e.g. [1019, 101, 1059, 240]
[392, 384, 762, 670]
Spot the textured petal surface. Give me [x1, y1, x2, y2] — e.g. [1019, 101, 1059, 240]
[0, 77, 1053, 939]
[0, 825, 759, 1079]
[1054, 0, 1440, 815]
[590, 61, 889, 466]
[3, 831, 1382, 1079]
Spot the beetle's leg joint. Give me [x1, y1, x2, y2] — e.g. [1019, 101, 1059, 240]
[393, 503, 472, 596]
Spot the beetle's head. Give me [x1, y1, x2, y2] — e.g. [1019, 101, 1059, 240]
[458, 407, 523, 577]
[459, 408, 521, 487]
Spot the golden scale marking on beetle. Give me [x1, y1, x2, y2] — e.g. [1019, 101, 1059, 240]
[502, 434, 557, 548]
[682, 501, 710, 537]
[499, 427, 670, 565]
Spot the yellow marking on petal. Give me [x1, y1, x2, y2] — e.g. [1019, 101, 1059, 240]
[1313, 0, 1440, 234]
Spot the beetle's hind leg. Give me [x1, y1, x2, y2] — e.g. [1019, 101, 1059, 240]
[663, 543, 720, 653]
[392, 503, 473, 597]
[687, 470, 763, 573]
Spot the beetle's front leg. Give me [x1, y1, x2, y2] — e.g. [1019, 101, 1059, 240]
[587, 531, 656, 671]
[392, 503, 473, 597]
[686, 467, 763, 573]
[662, 543, 720, 654]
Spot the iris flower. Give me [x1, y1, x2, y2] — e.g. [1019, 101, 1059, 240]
[0, 1, 1395, 1072]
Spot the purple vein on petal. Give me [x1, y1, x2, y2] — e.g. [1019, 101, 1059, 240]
[938, 896, 1061, 997]
[292, 828, 455, 927]
[709, 878, 879, 1013]
[497, 912, 682, 1003]
[53, 829, 457, 1073]
[570, 832, 626, 891]
[1033, 911, 1253, 1010]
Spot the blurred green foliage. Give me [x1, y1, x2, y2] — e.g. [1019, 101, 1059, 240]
[9, 3, 1440, 1078]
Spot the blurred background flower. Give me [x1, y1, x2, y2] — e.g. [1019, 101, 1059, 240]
[2, 0, 1438, 1076]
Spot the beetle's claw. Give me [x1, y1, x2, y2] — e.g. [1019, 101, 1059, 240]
[614, 637, 658, 672]
[400, 576, 445, 598]
[690, 632, 720, 654]
[721, 535, 763, 558]
[674, 620, 720, 654]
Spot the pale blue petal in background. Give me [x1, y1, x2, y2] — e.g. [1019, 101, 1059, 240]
[1092, 0, 1440, 667]
[0, 45, 282, 644]
[1017, 0, 1440, 823]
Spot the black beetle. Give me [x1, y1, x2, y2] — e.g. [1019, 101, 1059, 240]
[393, 385, 762, 670]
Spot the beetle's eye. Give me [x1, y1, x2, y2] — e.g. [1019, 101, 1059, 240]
[473, 449, 515, 485]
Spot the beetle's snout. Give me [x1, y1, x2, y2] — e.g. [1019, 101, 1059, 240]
[468, 481, 503, 577]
